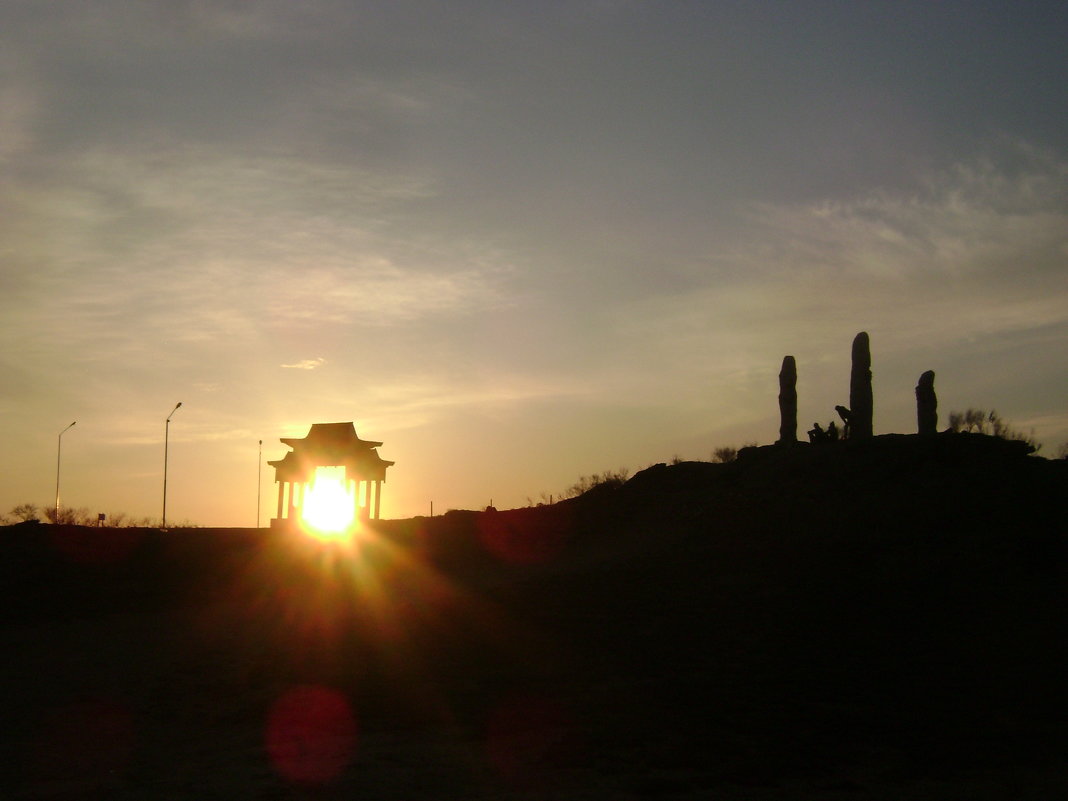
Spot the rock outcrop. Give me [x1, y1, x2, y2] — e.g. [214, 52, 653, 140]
[849, 332, 873, 439]
[778, 355, 797, 444]
[916, 370, 937, 436]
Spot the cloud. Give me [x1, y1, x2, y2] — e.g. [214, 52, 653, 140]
[0, 64, 40, 164]
[744, 140, 1068, 282]
[0, 134, 512, 387]
[684, 143, 1068, 346]
[281, 357, 327, 371]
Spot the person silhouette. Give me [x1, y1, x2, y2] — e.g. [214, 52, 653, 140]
[835, 405, 852, 439]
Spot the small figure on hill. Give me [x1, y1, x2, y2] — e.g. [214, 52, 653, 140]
[835, 405, 852, 439]
[808, 422, 825, 443]
[808, 420, 845, 443]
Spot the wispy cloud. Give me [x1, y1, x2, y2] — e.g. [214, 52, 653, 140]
[743, 141, 1068, 284]
[0, 135, 512, 385]
[281, 357, 327, 371]
[673, 144, 1068, 345]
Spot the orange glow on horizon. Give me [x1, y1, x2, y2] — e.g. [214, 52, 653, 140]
[300, 467, 358, 540]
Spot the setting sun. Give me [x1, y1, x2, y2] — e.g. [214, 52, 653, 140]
[300, 467, 357, 538]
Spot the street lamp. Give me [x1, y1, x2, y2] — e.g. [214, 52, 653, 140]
[55, 421, 76, 522]
[163, 402, 182, 528]
[257, 439, 263, 528]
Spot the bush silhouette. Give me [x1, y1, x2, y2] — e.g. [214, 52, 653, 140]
[565, 468, 630, 498]
[712, 446, 738, 463]
[947, 408, 1041, 452]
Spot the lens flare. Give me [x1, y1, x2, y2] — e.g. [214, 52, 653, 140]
[300, 467, 357, 539]
[266, 684, 357, 785]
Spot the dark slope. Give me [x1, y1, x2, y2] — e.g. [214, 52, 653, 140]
[3, 433, 1067, 798]
[418, 433, 1068, 790]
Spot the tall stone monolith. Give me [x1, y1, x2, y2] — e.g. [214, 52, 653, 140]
[849, 332, 873, 439]
[778, 355, 797, 444]
[916, 370, 937, 436]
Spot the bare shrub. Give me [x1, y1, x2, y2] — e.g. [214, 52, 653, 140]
[565, 467, 630, 499]
[9, 503, 40, 522]
[44, 506, 97, 525]
[105, 511, 129, 527]
[712, 446, 738, 463]
[5, 503, 191, 528]
[948, 409, 1041, 452]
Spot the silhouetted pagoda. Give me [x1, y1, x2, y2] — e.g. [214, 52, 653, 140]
[268, 422, 394, 526]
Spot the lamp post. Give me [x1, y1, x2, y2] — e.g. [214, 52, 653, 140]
[55, 421, 76, 522]
[257, 439, 263, 528]
[163, 402, 182, 528]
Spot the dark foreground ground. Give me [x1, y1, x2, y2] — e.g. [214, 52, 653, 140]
[3, 433, 1068, 799]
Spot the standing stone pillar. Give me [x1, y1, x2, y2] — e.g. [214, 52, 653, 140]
[849, 332, 873, 439]
[778, 355, 797, 444]
[916, 370, 937, 436]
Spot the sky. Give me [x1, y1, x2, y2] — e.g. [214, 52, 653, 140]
[2, 1, 1066, 526]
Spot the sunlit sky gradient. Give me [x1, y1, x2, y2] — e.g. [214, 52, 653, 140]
[2, 2, 1066, 525]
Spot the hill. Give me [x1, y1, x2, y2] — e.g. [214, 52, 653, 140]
[2, 432, 1067, 799]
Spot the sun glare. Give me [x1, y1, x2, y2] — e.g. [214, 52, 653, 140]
[300, 467, 357, 539]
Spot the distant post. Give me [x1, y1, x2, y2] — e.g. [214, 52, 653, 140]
[778, 356, 797, 444]
[849, 332, 873, 439]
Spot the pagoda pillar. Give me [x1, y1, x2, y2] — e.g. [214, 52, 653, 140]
[374, 480, 382, 519]
[276, 482, 284, 519]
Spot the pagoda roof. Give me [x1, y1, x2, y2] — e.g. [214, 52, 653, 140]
[268, 421, 394, 482]
[280, 421, 382, 451]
